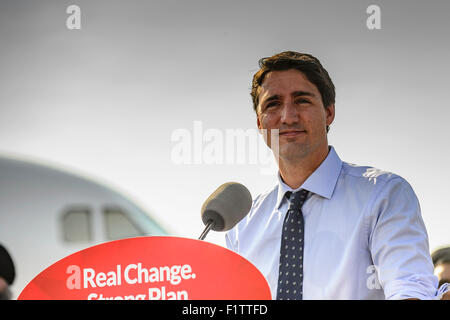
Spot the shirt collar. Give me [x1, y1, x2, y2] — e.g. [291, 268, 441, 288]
[275, 146, 343, 209]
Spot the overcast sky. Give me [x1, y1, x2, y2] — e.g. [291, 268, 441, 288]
[1, 0, 449, 250]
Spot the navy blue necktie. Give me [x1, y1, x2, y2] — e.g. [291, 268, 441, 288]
[276, 189, 309, 300]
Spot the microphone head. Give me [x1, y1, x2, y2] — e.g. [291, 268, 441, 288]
[201, 182, 252, 232]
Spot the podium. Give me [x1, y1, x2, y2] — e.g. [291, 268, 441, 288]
[18, 236, 271, 300]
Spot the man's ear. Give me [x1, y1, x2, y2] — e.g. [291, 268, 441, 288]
[256, 113, 264, 134]
[326, 103, 335, 127]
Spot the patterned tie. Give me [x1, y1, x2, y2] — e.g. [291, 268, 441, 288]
[276, 189, 309, 300]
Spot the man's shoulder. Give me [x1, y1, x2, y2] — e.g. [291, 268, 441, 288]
[252, 184, 278, 205]
[245, 184, 278, 218]
[340, 161, 406, 186]
[237, 184, 278, 222]
[226, 184, 277, 243]
[338, 161, 418, 205]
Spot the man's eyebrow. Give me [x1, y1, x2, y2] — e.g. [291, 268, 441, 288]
[292, 90, 316, 98]
[262, 94, 281, 105]
[262, 91, 316, 105]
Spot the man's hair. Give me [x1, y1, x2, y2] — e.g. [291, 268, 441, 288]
[251, 51, 336, 113]
[432, 246, 450, 266]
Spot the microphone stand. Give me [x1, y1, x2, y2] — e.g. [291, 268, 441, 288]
[198, 220, 215, 240]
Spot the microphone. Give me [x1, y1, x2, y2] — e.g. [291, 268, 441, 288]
[198, 182, 252, 240]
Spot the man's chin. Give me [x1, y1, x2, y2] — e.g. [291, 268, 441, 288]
[276, 144, 310, 162]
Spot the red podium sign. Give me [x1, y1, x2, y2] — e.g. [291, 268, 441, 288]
[18, 236, 271, 300]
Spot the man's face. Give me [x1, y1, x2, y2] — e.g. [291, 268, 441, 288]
[256, 69, 335, 163]
[435, 262, 450, 287]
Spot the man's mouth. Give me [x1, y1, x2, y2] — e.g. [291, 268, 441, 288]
[279, 129, 306, 137]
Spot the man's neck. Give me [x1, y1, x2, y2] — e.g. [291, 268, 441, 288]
[278, 146, 330, 189]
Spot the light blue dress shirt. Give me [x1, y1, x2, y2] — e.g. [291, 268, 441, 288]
[226, 146, 448, 299]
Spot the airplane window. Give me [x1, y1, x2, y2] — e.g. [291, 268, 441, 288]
[61, 209, 92, 242]
[103, 208, 144, 240]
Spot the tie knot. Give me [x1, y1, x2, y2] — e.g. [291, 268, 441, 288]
[286, 189, 309, 210]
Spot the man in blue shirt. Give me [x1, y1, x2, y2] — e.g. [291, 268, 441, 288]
[225, 51, 449, 300]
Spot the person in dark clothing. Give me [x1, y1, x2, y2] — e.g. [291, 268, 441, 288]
[0, 244, 15, 300]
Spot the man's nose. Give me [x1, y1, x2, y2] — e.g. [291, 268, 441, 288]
[280, 101, 299, 124]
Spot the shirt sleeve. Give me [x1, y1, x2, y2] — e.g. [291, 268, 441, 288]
[368, 177, 441, 300]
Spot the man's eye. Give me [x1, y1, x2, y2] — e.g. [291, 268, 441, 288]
[296, 99, 310, 104]
[266, 101, 279, 109]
